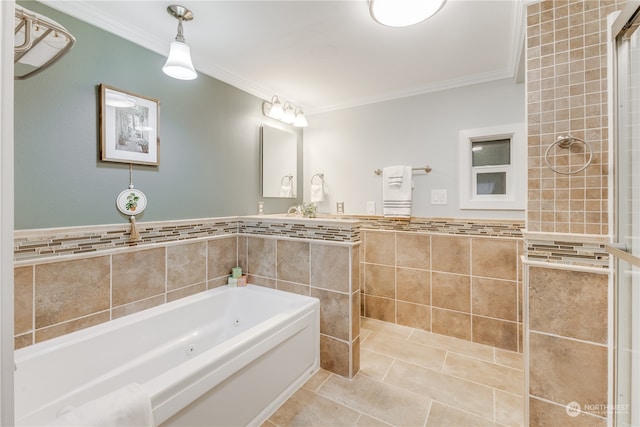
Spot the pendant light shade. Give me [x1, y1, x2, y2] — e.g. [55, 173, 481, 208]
[369, 0, 446, 27]
[163, 5, 197, 80]
[163, 40, 197, 80]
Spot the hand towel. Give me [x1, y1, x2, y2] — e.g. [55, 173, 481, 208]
[382, 166, 412, 218]
[50, 383, 155, 427]
[310, 183, 324, 202]
[279, 175, 294, 197]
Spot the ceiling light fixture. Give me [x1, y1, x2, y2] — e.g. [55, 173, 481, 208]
[162, 5, 197, 80]
[263, 96, 308, 128]
[369, 0, 446, 27]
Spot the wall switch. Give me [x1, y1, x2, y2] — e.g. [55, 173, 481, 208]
[366, 201, 376, 215]
[431, 189, 447, 205]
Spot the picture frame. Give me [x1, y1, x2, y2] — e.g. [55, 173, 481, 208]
[99, 84, 160, 166]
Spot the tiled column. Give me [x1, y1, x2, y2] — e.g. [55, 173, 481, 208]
[525, 261, 609, 426]
[241, 234, 360, 378]
[310, 242, 360, 378]
[525, 1, 623, 425]
[238, 215, 362, 378]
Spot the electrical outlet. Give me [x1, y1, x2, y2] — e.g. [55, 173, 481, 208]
[366, 201, 376, 215]
[431, 189, 447, 205]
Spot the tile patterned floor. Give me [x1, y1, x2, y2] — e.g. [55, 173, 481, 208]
[264, 318, 524, 427]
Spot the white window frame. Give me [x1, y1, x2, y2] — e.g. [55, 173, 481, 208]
[458, 123, 525, 210]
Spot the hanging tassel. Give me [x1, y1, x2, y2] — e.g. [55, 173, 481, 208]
[129, 215, 140, 242]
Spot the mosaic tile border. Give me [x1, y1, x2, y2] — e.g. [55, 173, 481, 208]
[353, 216, 524, 238]
[239, 220, 360, 242]
[523, 232, 610, 269]
[14, 219, 239, 262]
[14, 215, 524, 262]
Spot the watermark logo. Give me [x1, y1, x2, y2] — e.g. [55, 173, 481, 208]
[566, 401, 581, 417]
[565, 401, 629, 417]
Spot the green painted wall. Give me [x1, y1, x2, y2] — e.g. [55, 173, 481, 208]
[14, 1, 302, 230]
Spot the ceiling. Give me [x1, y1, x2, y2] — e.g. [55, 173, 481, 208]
[46, 0, 526, 115]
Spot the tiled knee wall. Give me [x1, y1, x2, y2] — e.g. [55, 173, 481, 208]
[362, 230, 524, 353]
[13, 216, 361, 379]
[14, 236, 238, 349]
[237, 235, 360, 378]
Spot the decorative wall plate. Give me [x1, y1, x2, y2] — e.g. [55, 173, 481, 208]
[116, 188, 147, 215]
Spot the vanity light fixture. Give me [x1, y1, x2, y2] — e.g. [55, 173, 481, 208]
[262, 96, 308, 127]
[369, 0, 446, 27]
[281, 102, 296, 124]
[162, 5, 197, 80]
[263, 96, 284, 119]
[293, 108, 308, 128]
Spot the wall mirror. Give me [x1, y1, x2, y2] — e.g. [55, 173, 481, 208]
[261, 125, 297, 198]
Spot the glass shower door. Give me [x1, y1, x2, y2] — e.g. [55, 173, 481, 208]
[613, 8, 640, 426]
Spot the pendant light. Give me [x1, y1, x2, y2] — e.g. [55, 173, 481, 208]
[162, 5, 197, 80]
[369, 0, 446, 27]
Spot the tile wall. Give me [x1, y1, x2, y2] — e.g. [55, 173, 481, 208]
[525, 1, 623, 425]
[362, 230, 524, 353]
[238, 236, 360, 378]
[13, 216, 362, 380]
[526, 0, 622, 234]
[14, 236, 236, 349]
[526, 263, 609, 426]
[14, 215, 525, 382]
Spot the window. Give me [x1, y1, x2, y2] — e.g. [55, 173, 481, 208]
[459, 124, 525, 210]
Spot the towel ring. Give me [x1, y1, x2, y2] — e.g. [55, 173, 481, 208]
[281, 174, 293, 185]
[311, 173, 324, 185]
[544, 135, 593, 175]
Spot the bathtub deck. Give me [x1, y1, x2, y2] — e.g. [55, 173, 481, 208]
[264, 317, 525, 427]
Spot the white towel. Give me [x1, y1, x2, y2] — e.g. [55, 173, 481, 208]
[50, 383, 155, 427]
[382, 166, 412, 218]
[279, 176, 294, 197]
[310, 183, 324, 202]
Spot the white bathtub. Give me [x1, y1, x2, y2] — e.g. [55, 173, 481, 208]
[14, 285, 320, 426]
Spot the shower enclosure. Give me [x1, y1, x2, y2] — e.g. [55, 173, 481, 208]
[611, 2, 640, 426]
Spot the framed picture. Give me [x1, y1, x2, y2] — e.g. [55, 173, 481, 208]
[100, 84, 160, 166]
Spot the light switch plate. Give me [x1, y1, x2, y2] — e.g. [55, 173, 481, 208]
[366, 201, 376, 215]
[431, 189, 447, 205]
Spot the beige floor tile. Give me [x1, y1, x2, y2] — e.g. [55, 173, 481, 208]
[270, 318, 525, 427]
[494, 348, 524, 370]
[355, 414, 393, 426]
[426, 401, 500, 427]
[268, 387, 361, 427]
[361, 331, 446, 371]
[384, 360, 494, 420]
[408, 329, 494, 362]
[317, 373, 429, 426]
[303, 369, 332, 392]
[360, 349, 394, 381]
[442, 353, 524, 395]
[495, 390, 524, 427]
[360, 327, 373, 342]
[361, 317, 413, 339]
